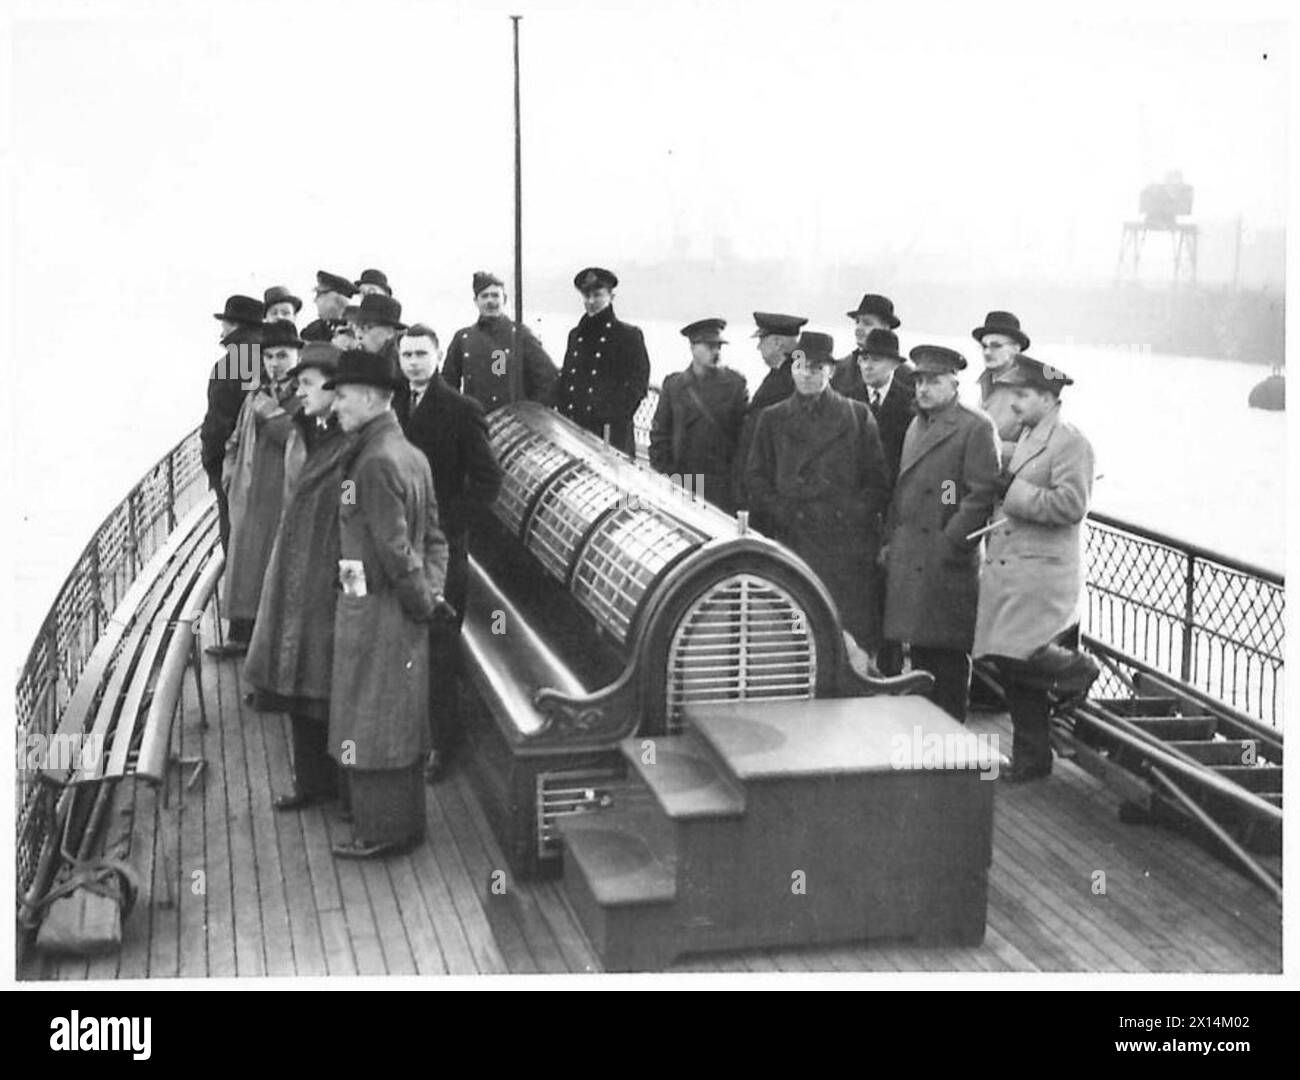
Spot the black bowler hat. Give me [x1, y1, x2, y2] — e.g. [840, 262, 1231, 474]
[472, 270, 505, 296]
[909, 345, 968, 374]
[574, 266, 618, 292]
[323, 348, 404, 391]
[355, 268, 392, 295]
[263, 285, 303, 315]
[287, 342, 342, 379]
[261, 320, 304, 349]
[792, 331, 836, 366]
[752, 311, 808, 338]
[845, 293, 901, 329]
[345, 293, 407, 330]
[994, 354, 1073, 393]
[681, 318, 728, 345]
[315, 270, 357, 297]
[860, 328, 904, 363]
[972, 310, 1030, 350]
[214, 295, 265, 326]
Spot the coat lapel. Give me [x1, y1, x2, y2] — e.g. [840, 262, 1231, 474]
[1009, 406, 1058, 472]
[898, 402, 958, 478]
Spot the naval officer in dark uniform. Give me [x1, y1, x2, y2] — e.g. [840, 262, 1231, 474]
[555, 267, 650, 456]
[733, 311, 806, 516]
[302, 270, 358, 342]
[649, 318, 748, 513]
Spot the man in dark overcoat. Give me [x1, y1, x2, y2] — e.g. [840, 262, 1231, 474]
[555, 267, 650, 456]
[397, 323, 503, 781]
[648, 318, 749, 513]
[746, 331, 890, 652]
[245, 343, 351, 809]
[830, 328, 915, 484]
[443, 271, 557, 411]
[882, 345, 1000, 722]
[326, 350, 450, 858]
[733, 311, 806, 515]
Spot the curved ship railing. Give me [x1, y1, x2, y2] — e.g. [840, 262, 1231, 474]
[15, 399, 1286, 906]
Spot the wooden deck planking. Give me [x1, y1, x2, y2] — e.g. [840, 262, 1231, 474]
[174, 667, 212, 979]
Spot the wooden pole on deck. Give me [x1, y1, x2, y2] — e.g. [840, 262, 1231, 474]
[510, 15, 524, 402]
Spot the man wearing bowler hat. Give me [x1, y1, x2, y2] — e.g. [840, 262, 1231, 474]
[302, 270, 358, 343]
[263, 285, 303, 324]
[733, 311, 806, 514]
[355, 268, 393, 297]
[202, 295, 265, 554]
[443, 271, 558, 411]
[881, 345, 1000, 722]
[649, 318, 749, 513]
[972, 310, 1031, 463]
[747, 331, 890, 653]
[245, 342, 350, 811]
[555, 267, 650, 457]
[325, 349, 450, 858]
[974, 356, 1100, 781]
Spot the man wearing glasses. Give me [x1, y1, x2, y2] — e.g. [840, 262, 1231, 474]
[303, 269, 358, 342]
[972, 310, 1031, 465]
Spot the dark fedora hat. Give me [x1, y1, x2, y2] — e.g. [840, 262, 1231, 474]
[287, 341, 342, 379]
[860, 328, 904, 363]
[681, 318, 728, 345]
[845, 293, 901, 329]
[909, 344, 968, 374]
[752, 311, 808, 338]
[993, 354, 1073, 393]
[322, 348, 405, 391]
[472, 270, 505, 296]
[315, 270, 358, 297]
[261, 319, 304, 349]
[263, 285, 303, 314]
[355, 268, 392, 295]
[574, 266, 618, 292]
[345, 293, 407, 330]
[792, 331, 836, 366]
[214, 295, 265, 326]
[972, 310, 1030, 350]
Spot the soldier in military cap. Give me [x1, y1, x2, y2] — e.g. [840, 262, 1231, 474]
[443, 271, 558, 411]
[649, 318, 749, 513]
[881, 345, 1000, 722]
[355, 268, 393, 297]
[972, 310, 1031, 463]
[263, 285, 303, 324]
[302, 270, 359, 342]
[555, 267, 650, 456]
[732, 311, 807, 513]
[747, 331, 889, 653]
[974, 356, 1099, 781]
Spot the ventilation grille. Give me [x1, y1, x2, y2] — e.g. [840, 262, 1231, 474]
[571, 507, 705, 643]
[665, 573, 815, 734]
[536, 767, 623, 857]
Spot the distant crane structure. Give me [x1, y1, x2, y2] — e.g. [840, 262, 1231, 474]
[1116, 171, 1198, 286]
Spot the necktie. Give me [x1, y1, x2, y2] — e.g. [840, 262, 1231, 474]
[870, 389, 882, 412]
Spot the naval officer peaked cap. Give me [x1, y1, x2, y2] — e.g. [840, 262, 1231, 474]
[315, 270, 358, 297]
[909, 344, 968, 373]
[681, 318, 728, 345]
[752, 312, 809, 338]
[574, 267, 618, 291]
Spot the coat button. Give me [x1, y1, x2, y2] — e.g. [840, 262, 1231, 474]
[600, 336, 607, 343]
[577, 337, 583, 343]
[595, 352, 602, 358]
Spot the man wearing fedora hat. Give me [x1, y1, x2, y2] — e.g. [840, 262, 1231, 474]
[213, 319, 305, 658]
[202, 295, 265, 554]
[974, 356, 1100, 781]
[649, 318, 749, 513]
[747, 331, 890, 653]
[245, 342, 351, 811]
[972, 310, 1031, 463]
[443, 271, 558, 412]
[302, 270, 358, 343]
[555, 267, 650, 457]
[325, 349, 450, 858]
[882, 345, 1000, 722]
[355, 268, 393, 297]
[263, 285, 303, 324]
[733, 311, 807, 514]
[346, 292, 407, 367]
[396, 323, 504, 783]
[830, 328, 915, 484]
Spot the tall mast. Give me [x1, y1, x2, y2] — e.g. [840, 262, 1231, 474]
[510, 14, 524, 401]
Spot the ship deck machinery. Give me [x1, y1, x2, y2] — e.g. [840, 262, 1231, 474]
[460, 403, 936, 878]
